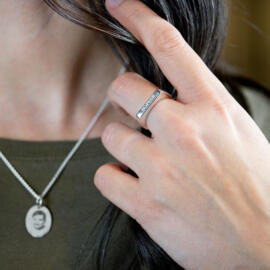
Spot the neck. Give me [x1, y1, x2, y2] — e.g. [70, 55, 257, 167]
[0, 0, 128, 141]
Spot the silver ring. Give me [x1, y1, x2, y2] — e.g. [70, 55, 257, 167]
[136, 89, 172, 129]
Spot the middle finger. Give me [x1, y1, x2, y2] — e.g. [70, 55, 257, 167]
[105, 0, 220, 104]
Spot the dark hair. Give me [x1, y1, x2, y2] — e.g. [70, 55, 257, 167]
[42, 0, 267, 269]
[32, 210, 46, 220]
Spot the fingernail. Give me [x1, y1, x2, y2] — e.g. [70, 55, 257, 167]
[106, 0, 124, 8]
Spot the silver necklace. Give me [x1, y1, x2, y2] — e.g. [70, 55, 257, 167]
[0, 65, 126, 238]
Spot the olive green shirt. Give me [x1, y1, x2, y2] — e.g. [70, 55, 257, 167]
[0, 86, 269, 270]
[0, 136, 140, 269]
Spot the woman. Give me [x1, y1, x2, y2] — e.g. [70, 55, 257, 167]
[0, 0, 270, 269]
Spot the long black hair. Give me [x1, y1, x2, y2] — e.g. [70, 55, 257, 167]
[42, 0, 268, 269]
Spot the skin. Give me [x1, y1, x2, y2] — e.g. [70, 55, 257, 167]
[32, 214, 46, 230]
[0, 0, 139, 140]
[93, 0, 270, 269]
[2, 0, 270, 269]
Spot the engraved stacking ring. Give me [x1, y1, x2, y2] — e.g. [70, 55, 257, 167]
[136, 89, 172, 129]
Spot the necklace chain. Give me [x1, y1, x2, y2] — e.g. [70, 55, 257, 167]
[0, 65, 126, 205]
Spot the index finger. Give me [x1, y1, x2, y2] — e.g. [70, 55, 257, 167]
[105, 0, 223, 104]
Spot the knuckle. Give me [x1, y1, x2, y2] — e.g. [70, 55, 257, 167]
[156, 97, 173, 115]
[210, 96, 234, 118]
[155, 103, 198, 142]
[167, 112, 182, 132]
[184, 133, 202, 151]
[135, 196, 164, 225]
[183, 122, 199, 139]
[151, 158, 179, 191]
[102, 122, 119, 143]
[152, 100, 202, 149]
[149, 98, 175, 126]
[206, 88, 239, 114]
[152, 23, 185, 56]
[175, 122, 201, 148]
[111, 72, 134, 94]
[121, 132, 143, 159]
[212, 99, 227, 115]
[183, 125, 201, 145]
[153, 158, 173, 180]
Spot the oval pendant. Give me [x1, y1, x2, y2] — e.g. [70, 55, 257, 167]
[25, 205, 52, 238]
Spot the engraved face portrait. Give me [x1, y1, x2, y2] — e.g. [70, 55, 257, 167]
[25, 205, 52, 238]
[32, 210, 46, 230]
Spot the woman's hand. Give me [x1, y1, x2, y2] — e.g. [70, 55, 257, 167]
[94, 0, 270, 269]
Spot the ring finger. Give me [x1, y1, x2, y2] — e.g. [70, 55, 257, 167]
[108, 71, 184, 136]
